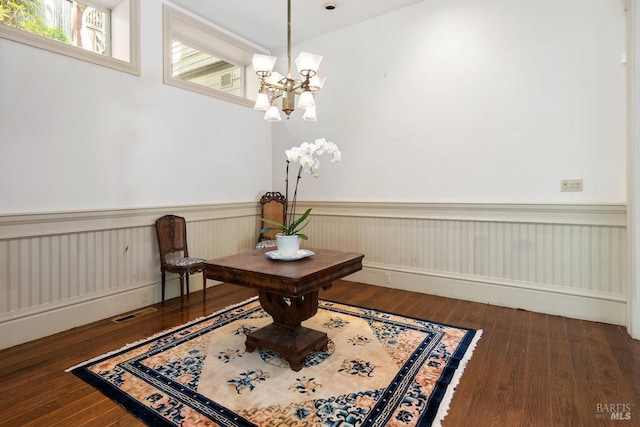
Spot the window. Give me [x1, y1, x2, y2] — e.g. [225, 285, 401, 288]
[172, 40, 244, 96]
[0, 0, 140, 75]
[163, 5, 266, 107]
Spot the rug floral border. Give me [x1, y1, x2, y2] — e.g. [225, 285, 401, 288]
[69, 298, 481, 426]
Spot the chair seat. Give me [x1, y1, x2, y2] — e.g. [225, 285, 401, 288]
[167, 257, 205, 268]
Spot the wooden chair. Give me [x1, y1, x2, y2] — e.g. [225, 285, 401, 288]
[155, 215, 206, 305]
[256, 191, 286, 249]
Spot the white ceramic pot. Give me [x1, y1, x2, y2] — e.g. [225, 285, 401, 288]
[276, 234, 301, 257]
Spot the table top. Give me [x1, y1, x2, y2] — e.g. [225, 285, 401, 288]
[204, 248, 364, 297]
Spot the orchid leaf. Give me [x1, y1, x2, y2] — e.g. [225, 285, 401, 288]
[289, 208, 312, 230]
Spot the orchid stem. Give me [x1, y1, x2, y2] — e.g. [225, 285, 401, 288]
[284, 161, 290, 226]
[289, 165, 303, 228]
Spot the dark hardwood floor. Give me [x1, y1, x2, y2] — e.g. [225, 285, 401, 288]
[1, 281, 638, 426]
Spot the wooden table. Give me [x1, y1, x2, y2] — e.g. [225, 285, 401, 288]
[203, 248, 364, 371]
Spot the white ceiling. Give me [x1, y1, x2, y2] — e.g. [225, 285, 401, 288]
[168, 0, 426, 51]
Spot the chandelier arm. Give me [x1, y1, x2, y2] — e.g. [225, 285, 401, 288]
[262, 80, 288, 92]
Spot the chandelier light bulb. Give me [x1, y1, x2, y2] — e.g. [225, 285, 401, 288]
[297, 91, 316, 110]
[252, 54, 277, 76]
[295, 52, 323, 76]
[254, 92, 270, 110]
[303, 107, 317, 121]
[309, 73, 327, 90]
[264, 105, 283, 122]
[266, 71, 285, 86]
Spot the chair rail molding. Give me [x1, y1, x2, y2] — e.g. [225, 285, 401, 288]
[299, 201, 626, 226]
[0, 202, 258, 240]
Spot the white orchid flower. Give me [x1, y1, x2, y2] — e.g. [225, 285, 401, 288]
[285, 149, 296, 162]
[300, 154, 315, 170]
[312, 158, 321, 173]
[277, 138, 340, 234]
[325, 141, 339, 154]
[287, 147, 305, 163]
[314, 138, 328, 155]
[302, 142, 319, 155]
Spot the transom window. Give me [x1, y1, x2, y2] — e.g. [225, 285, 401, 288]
[0, 0, 140, 75]
[171, 40, 244, 97]
[163, 5, 265, 107]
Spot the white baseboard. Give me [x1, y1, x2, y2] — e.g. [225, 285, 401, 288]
[0, 264, 627, 350]
[629, 299, 640, 340]
[348, 264, 627, 326]
[0, 274, 217, 350]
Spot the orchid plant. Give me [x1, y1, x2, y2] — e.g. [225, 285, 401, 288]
[260, 138, 341, 239]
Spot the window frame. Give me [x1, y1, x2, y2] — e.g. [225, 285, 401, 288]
[162, 4, 267, 108]
[0, 0, 140, 76]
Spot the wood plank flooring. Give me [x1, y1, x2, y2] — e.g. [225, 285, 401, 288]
[1, 281, 638, 426]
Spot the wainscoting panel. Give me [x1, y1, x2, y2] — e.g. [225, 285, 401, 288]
[307, 218, 628, 294]
[297, 202, 628, 325]
[0, 201, 628, 349]
[1, 226, 170, 313]
[0, 204, 259, 349]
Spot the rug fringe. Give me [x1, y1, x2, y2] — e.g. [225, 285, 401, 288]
[432, 328, 483, 427]
[65, 296, 259, 372]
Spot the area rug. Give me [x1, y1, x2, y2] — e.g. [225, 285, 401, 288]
[68, 297, 481, 426]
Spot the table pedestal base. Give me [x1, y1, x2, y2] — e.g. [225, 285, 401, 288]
[245, 290, 329, 371]
[246, 324, 328, 371]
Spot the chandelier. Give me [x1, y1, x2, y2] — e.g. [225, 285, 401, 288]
[251, 0, 326, 122]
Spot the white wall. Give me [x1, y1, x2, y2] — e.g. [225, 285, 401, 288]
[0, 1, 272, 215]
[630, 0, 640, 339]
[0, 0, 636, 346]
[272, 0, 626, 205]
